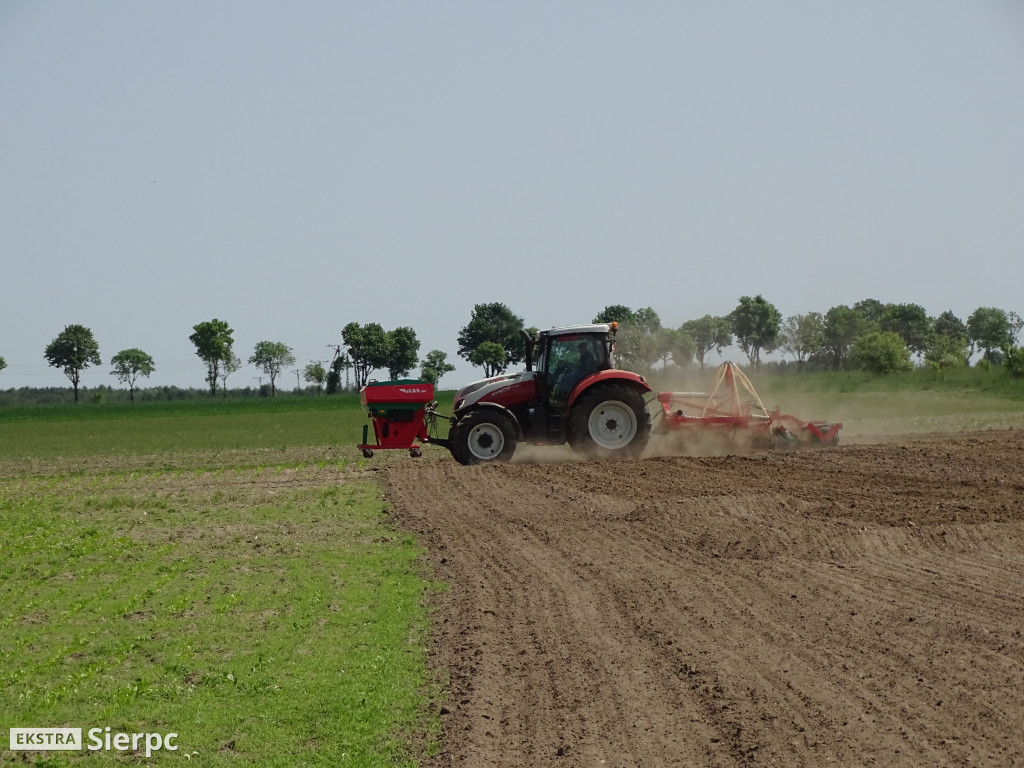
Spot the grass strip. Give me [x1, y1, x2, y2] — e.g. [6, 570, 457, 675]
[0, 466, 440, 766]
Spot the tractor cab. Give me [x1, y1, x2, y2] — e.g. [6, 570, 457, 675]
[529, 324, 616, 407]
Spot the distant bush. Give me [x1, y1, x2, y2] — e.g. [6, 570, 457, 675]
[850, 331, 913, 374]
[1005, 346, 1024, 378]
[924, 335, 969, 370]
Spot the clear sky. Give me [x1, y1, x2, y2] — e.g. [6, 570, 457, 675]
[2, 1, 1023, 391]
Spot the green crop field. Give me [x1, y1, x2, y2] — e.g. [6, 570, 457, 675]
[0, 395, 453, 766]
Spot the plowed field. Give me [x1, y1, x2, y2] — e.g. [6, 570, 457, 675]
[383, 430, 1024, 767]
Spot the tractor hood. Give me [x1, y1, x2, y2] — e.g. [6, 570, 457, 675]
[454, 370, 537, 412]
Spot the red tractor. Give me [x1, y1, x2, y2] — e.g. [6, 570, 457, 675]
[359, 323, 653, 464]
[445, 323, 652, 464]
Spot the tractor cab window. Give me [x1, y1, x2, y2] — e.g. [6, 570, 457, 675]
[544, 335, 605, 406]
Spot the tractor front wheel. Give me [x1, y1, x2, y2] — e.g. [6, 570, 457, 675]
[568, 383, 651, 460]
[451, 409, 518, 465]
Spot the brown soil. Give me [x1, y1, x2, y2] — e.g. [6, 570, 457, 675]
[383, 430, 1024, 767]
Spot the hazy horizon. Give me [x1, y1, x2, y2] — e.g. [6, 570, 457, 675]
[3, 2, 1022, 391]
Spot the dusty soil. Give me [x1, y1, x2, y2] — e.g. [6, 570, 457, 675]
[382, 430, 1024, 767]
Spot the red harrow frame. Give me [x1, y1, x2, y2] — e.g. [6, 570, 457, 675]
[654, 362, 841, 449]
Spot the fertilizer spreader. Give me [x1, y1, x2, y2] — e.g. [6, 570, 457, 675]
[357, 379, 435, 459]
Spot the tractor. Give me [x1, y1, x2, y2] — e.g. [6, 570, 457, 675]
[358, 323, 653, 464]
[444, 323, 652, 464]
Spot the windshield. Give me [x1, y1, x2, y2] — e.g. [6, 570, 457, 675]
[541, 334, 607, 403]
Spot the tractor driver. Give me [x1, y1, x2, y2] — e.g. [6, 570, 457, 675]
[549, 339, 600, 407]
[576, 341, 597, 378]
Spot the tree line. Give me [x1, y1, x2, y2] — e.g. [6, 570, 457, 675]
[10, 320, 463, 404]
[6, 298, 1023, 403]
[445, 298, 1024, 380]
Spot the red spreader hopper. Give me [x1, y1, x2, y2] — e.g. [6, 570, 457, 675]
[357, 380, 435, 458]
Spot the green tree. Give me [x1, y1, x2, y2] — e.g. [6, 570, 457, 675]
[1005, 346, 1024, 378]
[606, 307, 662, 375]
[304, 362, 327, 393]
[44, 324, 101, 404]
[189, 319, 235, 396]
[924, 335, 969, 369]
[613, 324, 655, 376]
[468, 341, 507, 378]
[821, 305, 868, 370]
[342, 322, 390, 389]
[593, 305, 637, 325]
[384, 326, 420, 380]
[880, 303, 932, 357]
[780, 313, 825, 369]
[109, 348, 155, 402]
[926, 310, 969, 368]
[967, 307, 1019, 363]
[730, 295, 781, 367]
[249, 341, 296, 397]
[853, 298, 886, 330]
[652, 327, 694, 370]
[850, 331, 912, 373]
[0, 356, 6, 375]
[219, 353, 241, 397]
[420, 349, 456, 386]
[457, 303, 526, 376]
[326, 352, 353, 394]
[933, 310, 968, 344]
[632, 306, 662, 335]
[681, 315, 733, 368]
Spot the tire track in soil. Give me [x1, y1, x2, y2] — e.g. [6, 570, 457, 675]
[382, 430, 1024, 767]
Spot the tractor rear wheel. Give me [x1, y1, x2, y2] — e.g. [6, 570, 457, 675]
[568, 383, 651, 460]
[451, 409, 518, 465]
